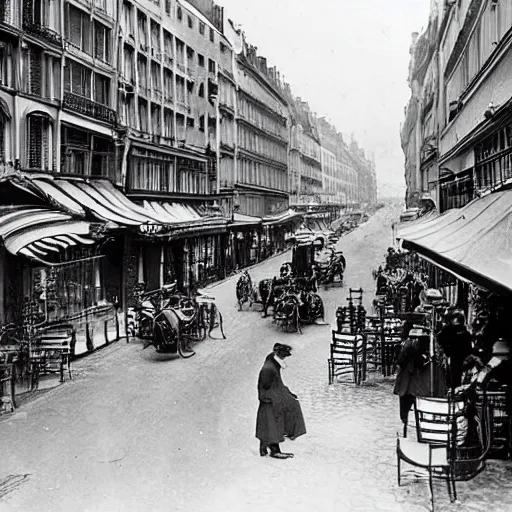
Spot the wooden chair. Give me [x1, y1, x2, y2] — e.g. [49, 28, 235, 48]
[397, 395, 491, 511]
[475, 389, 510, 457]
[30, 324, 75, 386]
[328, 330, 364, 384]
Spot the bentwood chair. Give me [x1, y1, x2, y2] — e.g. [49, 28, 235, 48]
[397, 395, 491, 511]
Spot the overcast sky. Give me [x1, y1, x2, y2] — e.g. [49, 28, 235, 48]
[218, 0, 432, 195]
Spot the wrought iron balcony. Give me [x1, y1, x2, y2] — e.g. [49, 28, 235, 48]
[22, 18, 62, 45]
[63, 92, 117, 125]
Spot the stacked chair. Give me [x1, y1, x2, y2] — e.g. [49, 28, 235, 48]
[329, 289, 366, 385]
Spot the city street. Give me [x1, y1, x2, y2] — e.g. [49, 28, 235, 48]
[1, 206, 511, 512]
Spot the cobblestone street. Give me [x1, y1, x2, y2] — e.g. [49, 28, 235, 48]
[1, 206, 511, 511]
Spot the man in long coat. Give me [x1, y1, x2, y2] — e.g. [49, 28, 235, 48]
[256, 343, 307, 459]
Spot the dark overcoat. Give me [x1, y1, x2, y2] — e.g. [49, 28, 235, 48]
[256, 354, 307, 445]
[393, 338, 446, 398]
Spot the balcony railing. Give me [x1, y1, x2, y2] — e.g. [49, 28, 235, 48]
[63, 92, 117, 125]
[22, 19, 62, 45]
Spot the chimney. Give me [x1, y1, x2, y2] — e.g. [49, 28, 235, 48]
[257, 56, 267, 73]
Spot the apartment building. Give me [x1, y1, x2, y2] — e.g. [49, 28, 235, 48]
[402, 0, 512, 212]
[234, 44, 289, 218]
[117, 0, 231, 291]
[287, 96, 323, 207]
[0, 0, 118, 177]
[336, 144, 358, 207]
[318, 117, 341, 206]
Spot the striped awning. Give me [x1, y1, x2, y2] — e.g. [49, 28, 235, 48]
[141, 201, 229, 237]
[0, 205, 95, 263]
[12, 177, 162, 227]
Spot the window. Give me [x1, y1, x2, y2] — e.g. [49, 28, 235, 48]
[164, 69, 173, 99]
[123, 45, 135, 82]
[64, 59, 92, 98]
[26, 113, 53, 170]
[21, 44, 43, 96]
[150, 20, 160, 53]
[137, 55, 148, 92]
[94, 21, 111, 62]
[66, 4, 91, 53]
[177, 6, 182, 21]
[199, 22, 205, 35]
[138, 12, 148, 50]
[198, 54, 205, 67]
[94, 73, 110, 105]
[209, 27, 214, 42]
[208, 59, 216, 74]
[44, 54, 61, 100]
[187, 16, 193, 29]
[198, 83, 204, 97]
[0, 43, 13, 88]
[165, 0, 171, 15]
[122, 1, 135, 36]
[151, 103, 161, 135]
[138, 98, 148, 132]
[163, 108, 173, 140]
[199, 115, 205, 132]
[163, 30, 173, 65]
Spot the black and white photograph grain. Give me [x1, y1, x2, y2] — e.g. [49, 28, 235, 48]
[0, 0, 511, 510]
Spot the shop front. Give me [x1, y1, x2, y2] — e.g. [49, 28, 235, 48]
[132, 200, 230, 294]
[0, 173, 167, 354]
[262, 210, 304, 255]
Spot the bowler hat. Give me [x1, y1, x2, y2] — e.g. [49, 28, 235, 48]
[273, 343, 293, 356]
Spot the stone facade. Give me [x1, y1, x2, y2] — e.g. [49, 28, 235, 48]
[401, 0, 512, 212]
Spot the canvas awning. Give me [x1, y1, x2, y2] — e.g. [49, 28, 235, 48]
[11, 177, 162, 227]
[398, 190, 512, 295]
[141, 200, 229, 237]
[262, 210, 303, 227]
[0, 205, 95, 263]
[229, 213, 262, 229]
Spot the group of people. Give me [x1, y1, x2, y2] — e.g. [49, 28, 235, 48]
[393, 306, 512, 444]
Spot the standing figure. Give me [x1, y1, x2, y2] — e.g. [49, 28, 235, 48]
[256, 343, 307, 459]
[437, 309, 473, 391]
[393, 329, 432, 436]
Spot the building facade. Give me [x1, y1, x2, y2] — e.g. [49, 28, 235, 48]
[117, 0, 230, 292]
[287, 96, 323, 207]
[0, 0, 123, 352]
[402, 0, 512, 213]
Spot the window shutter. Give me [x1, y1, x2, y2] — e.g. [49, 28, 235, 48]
[29, 47, 42, 96]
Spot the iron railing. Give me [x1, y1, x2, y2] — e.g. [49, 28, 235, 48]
[63, 92, 117, 125]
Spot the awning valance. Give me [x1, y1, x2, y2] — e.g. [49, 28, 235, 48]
[141, 200, 229, 238]
[0, 205, 95, 263]
[399, 190, 512, 294]
[229, 212, 262, 229]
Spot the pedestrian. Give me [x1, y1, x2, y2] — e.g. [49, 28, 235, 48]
[393, 328, 432, 437]
[256, 343, 306, 459]
[437, 309, 473, 391]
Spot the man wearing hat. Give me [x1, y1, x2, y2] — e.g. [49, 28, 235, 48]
[256, 343, 307, 458]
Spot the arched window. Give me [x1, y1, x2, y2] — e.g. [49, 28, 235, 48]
[26, 112, 54, 171]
